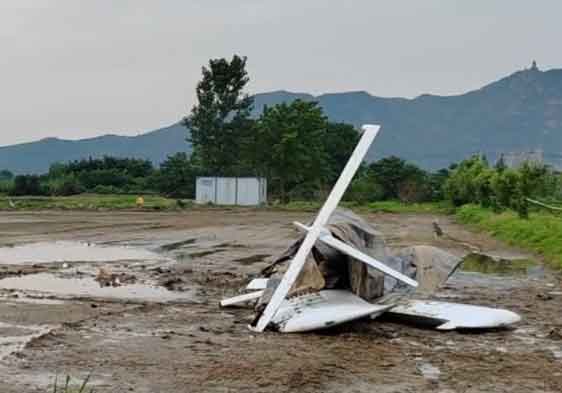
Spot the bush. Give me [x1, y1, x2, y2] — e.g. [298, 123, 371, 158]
[92, 185, 124, 194]
[444, 155, 559, 215]
[490, 169, 520, 209]
[344, 176, 384, 204]
[369, 156, 428, 200]
[397, 179, 430, 203]
[444, 155, 490, 206]
[10, 175, 47, 196]
[0, 170, 13, 181]
[152, 153, 197, 199]
[47, 175, 84, 196]
[0, 179, 13, 194]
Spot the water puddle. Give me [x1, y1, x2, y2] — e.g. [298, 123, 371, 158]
[460, 253, 542, 277]
[234, 254, 271, 265]
[189, 249, 226, 258]
[0, 273, 196, 303]
[0, 322, 54, 361]
[416, 361, 441, 381]
[0, 241, 164, 265]
[0, 293, 66, 305]
[159, 238, 197, 252]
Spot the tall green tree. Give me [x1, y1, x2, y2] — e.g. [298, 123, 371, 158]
[184, 55, 254, 175]
[369, 156, 427, 200]
[255, 100, 328, 202]
[323, 123, 360, 184]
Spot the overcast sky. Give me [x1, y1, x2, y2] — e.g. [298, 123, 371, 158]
[2, 1, 562, 146]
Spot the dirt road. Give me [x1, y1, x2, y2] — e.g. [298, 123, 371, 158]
[0, 209, 561, 392]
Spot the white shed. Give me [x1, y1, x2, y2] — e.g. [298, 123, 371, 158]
[195, 177, 267, 206]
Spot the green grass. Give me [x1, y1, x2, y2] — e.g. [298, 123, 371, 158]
[1, 194, 449, 213]
[273, 200, 452, 214]
[0, 194, 180, 211]
[51, 374, 93, 393]
[360, 200, 454, 214]
[456, 204, 562, 268]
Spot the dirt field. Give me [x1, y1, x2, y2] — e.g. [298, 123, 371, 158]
[0, 209, 561, 392]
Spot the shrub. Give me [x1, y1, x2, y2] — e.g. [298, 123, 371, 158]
[344, 176, 384, 204]
[47, 175, 84, 196]
[10, 175, 47, 196]
[0, 179, 13, 194]
[92, 185, 124, 194]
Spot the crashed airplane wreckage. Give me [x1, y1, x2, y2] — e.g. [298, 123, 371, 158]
[221, 125, 521, 333]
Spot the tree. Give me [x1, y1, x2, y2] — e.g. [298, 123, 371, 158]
[255, 100, 328, 202]
[495, 154, 507, 172]
[323, 123, 361, 185]
[0, 170, 13, 181]
[444, 155, 490, 206]
[427, 168, 450, 201]
[369, 156, 427, 200]
[184, 55, 254, 175]
[10, 175, 45, 196]
[154, 153, 197, 198]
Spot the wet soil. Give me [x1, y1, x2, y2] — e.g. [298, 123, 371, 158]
[0, 209, 561, 392]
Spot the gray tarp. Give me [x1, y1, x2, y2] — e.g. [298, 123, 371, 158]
[259, 209, 461, 307]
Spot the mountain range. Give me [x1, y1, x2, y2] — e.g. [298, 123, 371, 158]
[2, 63, 562, 174]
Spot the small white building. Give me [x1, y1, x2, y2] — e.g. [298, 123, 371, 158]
[195, 177, 267, 206]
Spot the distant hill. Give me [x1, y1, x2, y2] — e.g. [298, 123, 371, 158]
[2, 64, 562, 174]
[0, 124, 190, 174]
[253, 65, 562, 170]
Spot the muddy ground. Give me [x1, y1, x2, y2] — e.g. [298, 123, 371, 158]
[0, 209, 561, 392]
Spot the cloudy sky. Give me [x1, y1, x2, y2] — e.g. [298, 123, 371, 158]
[2, 1, 562, 146]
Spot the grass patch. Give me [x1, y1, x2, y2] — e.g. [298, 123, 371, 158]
[0, 194, 180, 211]
[273, 200, 452, 214]
[51, 374, 93, 393]
[360, 201, 454, 214]
[456, 204, 562, 268]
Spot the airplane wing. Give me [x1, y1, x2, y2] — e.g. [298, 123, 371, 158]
[386, 300, 521, 330]
[271, 290, 392, 333]
[240, 280, 521, 330]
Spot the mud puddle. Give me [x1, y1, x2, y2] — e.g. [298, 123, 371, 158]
[234, 254, 271, 265]
[0, 241, 164, 265]
[0, 322, 54, 361]
[450, 252, 545, 290]
[0, 273, 196, 303]
[460, 252, 542, 277]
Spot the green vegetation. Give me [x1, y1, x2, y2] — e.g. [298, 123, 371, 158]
[51, 374, 93, 393]
[275, 200, 451, 215]
[183, 55, 362, 202]
[344, 157, 448, 204]
[184, 54, 254, 175]
[457, 204, 562, 268]
[445, 155, 561, 218]
[0, 169, 14, 194]
[1, 154, 199, 199]
[0, 194, 179, 211]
